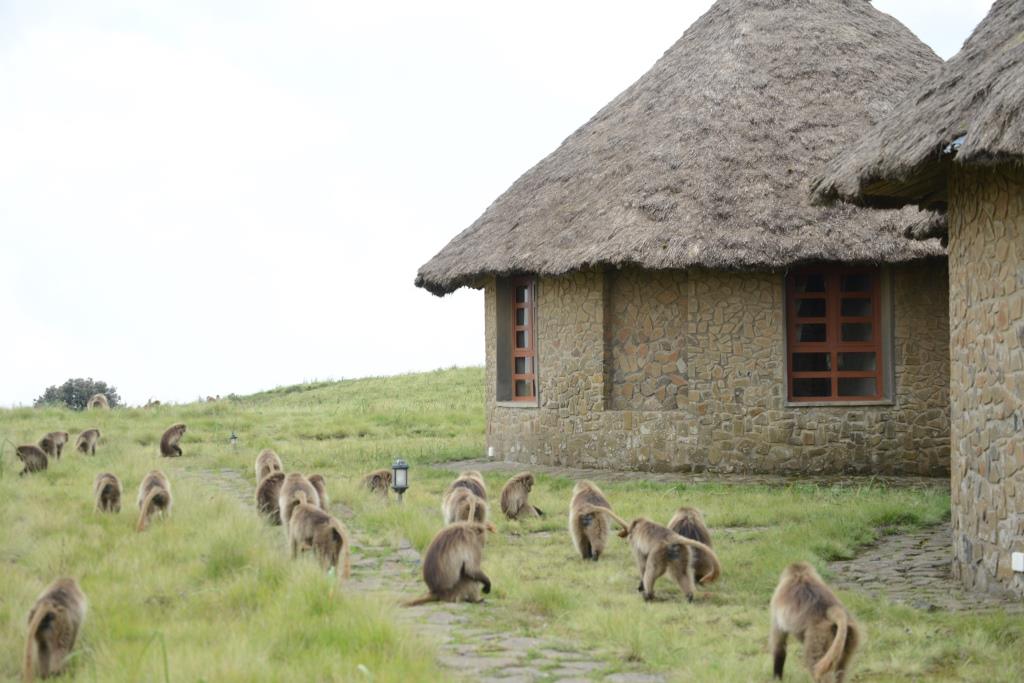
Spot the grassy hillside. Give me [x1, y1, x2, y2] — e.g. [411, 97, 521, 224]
[1, 367, 1021, 682]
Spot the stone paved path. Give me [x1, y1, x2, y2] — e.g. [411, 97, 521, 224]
[828, 522, 1023, 612]
[440, 459, 945, 489]
[186, 468, 665, 682]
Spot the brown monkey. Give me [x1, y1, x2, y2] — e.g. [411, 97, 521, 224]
[770, 562, 860, 683]
[568, 480, 622, 561]
[254, 449, 283, 482]
[159, 423, 186, 457]
[256, 472, 286, 524]
[86, 393, 109, 410]
[404, 521, 496, 606]
[500, 472, 543, 520]
[38, 432, 69, 460]
[361, 469, 392, 496]
[277, 473, 320, 528]
[22, 577, 87, 681]
[16, 446, 48, 476]
[308, 474, 329, 511]
[93, 472, 122, 513]
[444, 470, 487, 501]
[75, 429, 100, 455]
[136, 470, 172, 532]
[616, 517, 721, 602]
[668, 506, 716, 583]
[287, 491, 350, 580]
[442, 486, 488, 524]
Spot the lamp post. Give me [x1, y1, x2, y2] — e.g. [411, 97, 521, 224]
[392, 459, 409, 504]
[229, 432, 238, 449]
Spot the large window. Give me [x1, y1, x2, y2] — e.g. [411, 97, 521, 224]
[509, 277, 536, 400]
[786, 268, 884, 402]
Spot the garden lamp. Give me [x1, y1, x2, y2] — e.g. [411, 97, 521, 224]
[392, 459, 409, 503]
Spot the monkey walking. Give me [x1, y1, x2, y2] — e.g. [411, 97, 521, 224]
[404, 521, 496, 606]
[614, 516, 721, 602]
[362, 469, 393, 496]
[278, 473, 321, 528]
[16, 446, 49, 476]
[22, 577, 87, 681]
[444, 470, 487, 501]
[442, 486, 488, 524]
[86, 393, 109, 410]
[307, 474, 329, 511]
[287, 491, 350, 580]
[38, 432, 69, 460]
[254, 449, 283, 482]
[500, 472, 544, 520]
[74, 429, 100, 456]
[667, 506, 716, 583]
[93, 472, 122, 513]
[770, 562, 860, 683]
[136, 470, 172, 532]
[159, 423, 187, 457]
[568, 480, 621, 561]
[256, 472, 286, 524]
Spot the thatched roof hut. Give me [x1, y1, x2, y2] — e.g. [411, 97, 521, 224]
[416, 0, 945, 296]
[811, 0, 1024, 219]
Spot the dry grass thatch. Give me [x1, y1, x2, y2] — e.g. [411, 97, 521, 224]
[812, 0, 1024, 214]
[416, 0, 946, 296]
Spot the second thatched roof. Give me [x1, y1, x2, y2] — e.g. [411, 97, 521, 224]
[417, 0, 945, 296]
[812, 0, 1024, 213]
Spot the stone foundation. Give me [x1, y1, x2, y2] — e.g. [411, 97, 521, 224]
[484, 263, 949, 476]
[949, 164, 1024, 597]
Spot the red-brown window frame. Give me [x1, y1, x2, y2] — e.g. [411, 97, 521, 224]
[510, 277, 536, 401]
[786, 267, 884, 402]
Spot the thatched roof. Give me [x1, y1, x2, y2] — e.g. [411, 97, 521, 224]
[812, 0, 1024, 213]
[417, 0, 946, 296]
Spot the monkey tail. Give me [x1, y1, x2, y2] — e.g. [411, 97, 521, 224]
[813, 605, 849, 680]
[577, 504, 629, 531]
[401, 594, 437, 607]
[22, 603, 51, 682]
[136, 488, 166, 532]
[671, 534, 721, 584]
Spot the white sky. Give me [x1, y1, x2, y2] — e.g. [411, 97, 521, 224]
[0, 1, 993, 406]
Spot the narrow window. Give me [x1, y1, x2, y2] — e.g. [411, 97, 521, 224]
[787, 268, 884, 402]
[510, 277, 536, 400]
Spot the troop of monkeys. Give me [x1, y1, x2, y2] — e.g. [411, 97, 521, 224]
[15, 422, 858, 683]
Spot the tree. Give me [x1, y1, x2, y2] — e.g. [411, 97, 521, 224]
[34, 378, 122, 410]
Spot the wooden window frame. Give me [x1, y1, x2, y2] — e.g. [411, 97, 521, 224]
[510, 277, 537, 401]
[786, 267, 884, 402]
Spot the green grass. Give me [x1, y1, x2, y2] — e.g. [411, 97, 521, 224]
[1, 366, 1021, 682]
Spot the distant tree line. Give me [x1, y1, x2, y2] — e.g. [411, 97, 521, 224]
[35, 378, 121, 410]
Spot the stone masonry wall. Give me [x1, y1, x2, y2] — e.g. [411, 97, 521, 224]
[949, 164, 1024, 597]
[484, 261, 949, 475]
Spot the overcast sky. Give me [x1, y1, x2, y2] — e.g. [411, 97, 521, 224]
[0, 1, 993, 406]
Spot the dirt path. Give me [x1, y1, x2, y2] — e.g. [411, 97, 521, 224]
[185, 468, 664, 682]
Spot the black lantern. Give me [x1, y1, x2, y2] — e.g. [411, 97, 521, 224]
[392, 459, 409, 503]
[229, 432, 238, 449]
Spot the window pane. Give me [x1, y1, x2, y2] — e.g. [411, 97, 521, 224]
[515, 330, 528, 348]
[841, 273, 871, 292]
[514, 356, 533, 375]
[515, 285, 529, 303]
[838, 377, 877, 397]
[841, 323, 872, 342]
[796, 298, 826, 318]
[840, 297, 871, 317]
[515, 307, 528, 326]
[792, 352, 830, 372]
[793, 273, 826, 293]
[792, 378, 831, 397]
[838, 352, 876, 371]
[514, 379, 534, 398]
[797, 323, 826, 342]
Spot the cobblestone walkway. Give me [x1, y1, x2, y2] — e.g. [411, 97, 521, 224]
[187, 468, 665, 682]
[828, 522, 1023, 612]
[440, 459, 946, 489]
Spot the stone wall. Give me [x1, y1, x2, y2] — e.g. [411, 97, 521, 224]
[485, 261, 950, 476]
[948, 164, 1024, 597]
